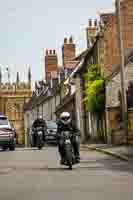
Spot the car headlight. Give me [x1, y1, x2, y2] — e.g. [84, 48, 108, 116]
[9, 132, 14, 137]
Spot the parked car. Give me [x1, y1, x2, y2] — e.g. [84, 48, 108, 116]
[45, 120, 57, 144]
[0, 114, 16, 151]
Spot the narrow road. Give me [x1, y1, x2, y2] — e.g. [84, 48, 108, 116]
[0, 146, 133, 200]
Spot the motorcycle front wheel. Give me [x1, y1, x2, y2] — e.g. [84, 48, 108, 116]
[37, 135, 43, 150]
[38, 145, 43, 150]
[65, 143, 73, 170]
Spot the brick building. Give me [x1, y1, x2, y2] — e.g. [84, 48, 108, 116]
[100, 0, 133, 76]
[100, 0, 133, 144]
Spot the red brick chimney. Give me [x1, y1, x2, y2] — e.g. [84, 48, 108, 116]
[45, 49, 58, 80]
[62, 36, 76, 66]
[86, 19, 99, 48]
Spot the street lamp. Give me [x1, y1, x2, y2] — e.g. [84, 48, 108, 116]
[116, 0, 128, 144]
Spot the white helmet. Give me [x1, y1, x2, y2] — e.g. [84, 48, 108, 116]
[60, 112, 71, 125]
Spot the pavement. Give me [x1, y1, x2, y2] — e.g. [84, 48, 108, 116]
[81, 142, 133, 161]
[0, 147, 133, 200]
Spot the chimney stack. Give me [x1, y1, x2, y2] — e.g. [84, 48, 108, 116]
[94, 19, 98, 27]
[45, 49, 58, 80]
[62, 36, 76, 66]
[69, 36, 73, 43]
[86, 19, 99, 48]
[64, 38, 67, 44]
[89, 19, 92, 27]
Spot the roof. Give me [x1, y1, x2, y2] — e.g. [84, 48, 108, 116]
[64, 61, 79, 69]
[70, 39, 99, 78]
[73, 49, 89, 61]
[55, 93, 75, 113]
[24, 84, 61, 111]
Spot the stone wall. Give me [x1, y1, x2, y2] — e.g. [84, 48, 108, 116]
[106, 62, 133, 108]
[106, 107, 133, 145]
[128, 108, 133, 137]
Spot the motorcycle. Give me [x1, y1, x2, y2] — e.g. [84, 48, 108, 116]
[32, 127, 44, 150]
[59, 131, 79, 170]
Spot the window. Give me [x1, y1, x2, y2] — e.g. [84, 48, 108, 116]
[0, 117, 8, 125]
[46, 121, 57, 129]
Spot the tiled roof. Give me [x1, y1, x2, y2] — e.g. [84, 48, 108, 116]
[69, 39, 98, 78]
[64, 61, 79, 69]
[73, 49, 89, 61]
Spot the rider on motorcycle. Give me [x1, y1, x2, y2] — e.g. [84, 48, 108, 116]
[56, 112, 80, 164]
[32, 115, 47, 146]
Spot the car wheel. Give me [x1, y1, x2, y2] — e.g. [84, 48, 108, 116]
[2, 146, 8, 151]
[9, 145, 15, 151]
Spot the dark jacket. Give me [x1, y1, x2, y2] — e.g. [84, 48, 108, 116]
[32, 118, 47, 129]
[57, 120, 80, 137]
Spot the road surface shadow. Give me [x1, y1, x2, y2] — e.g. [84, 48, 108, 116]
[81, 157, 133, 174]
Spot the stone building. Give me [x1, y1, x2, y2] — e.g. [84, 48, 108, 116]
[106, 50, 133, 144]
[0, 68, 32, 145]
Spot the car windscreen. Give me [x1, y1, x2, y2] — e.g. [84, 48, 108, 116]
[46, 121, 57, 129]
[0, 117, 8, 125]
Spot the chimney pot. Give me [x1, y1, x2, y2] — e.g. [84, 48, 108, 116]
[94, 19, 97, 27]
[89, 19, 92, 27]
[49, 49, 52, 54]
[69, 36, 73, 43]
[46, 49, 48, 55]
[53, 49, 56, 54]
[64, 38, 67, 44]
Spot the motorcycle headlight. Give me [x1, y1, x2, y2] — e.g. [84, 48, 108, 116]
[63, 131, 70, 137]
[38, 131, 43, 135]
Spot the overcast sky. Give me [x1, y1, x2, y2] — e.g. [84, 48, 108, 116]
[0, 0, 114, 84]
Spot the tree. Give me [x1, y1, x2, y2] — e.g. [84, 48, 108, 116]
[84, 64, 105, 114]
[84, 64, 106, 141]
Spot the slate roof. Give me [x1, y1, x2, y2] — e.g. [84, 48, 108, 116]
[23, 78, 60, 111]
[55, 93, 75, 113]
